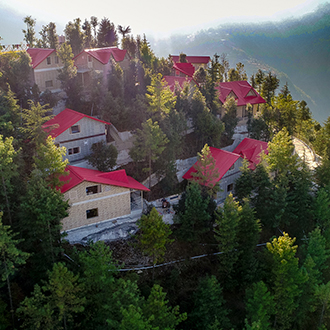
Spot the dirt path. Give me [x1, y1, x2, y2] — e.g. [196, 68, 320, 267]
[292, 137, 319, 170]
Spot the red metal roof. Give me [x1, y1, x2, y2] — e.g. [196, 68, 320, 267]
[26, 48, 56, 69]
[173, 62, 195, 77]
[216, 81, 266, 106]
[75, 47, 127, 64]
[171, 55, 210, 64]
[233, 138, 268, 169]
[43, 108, 111, 138]
[163, 76, 194, 92]
[60, 166, 150, 193]
[182, 147, 240, 186]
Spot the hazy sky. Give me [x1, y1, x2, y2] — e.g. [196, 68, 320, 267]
[0, 0, 328, 43]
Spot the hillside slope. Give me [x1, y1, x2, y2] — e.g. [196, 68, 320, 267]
[153, 3, 330, 123]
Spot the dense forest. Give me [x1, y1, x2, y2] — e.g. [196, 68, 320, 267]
[1, 14, 330, 330]
[152, 2, 330, 123]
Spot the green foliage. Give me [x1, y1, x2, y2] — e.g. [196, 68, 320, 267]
[33, 136, 68, 188]
[261, 71, 280, 105]
[0, 50, 32, 104]
[214, 193, 240, 282]
[76, 241, 117, 328]
[0, 88, 21, 139]
[222, 96, 239, 142]
[174, 182, 211, 241]
[191, 144, 220, 196]
[129, 118, 168, 190]
[245, 281, 274, 330]
[97, 18, 117, 47]
[146, 73, 176, 120]
[266, 233, 307, 329]
[107, 278, 143, 329]
[19, 177, 68, 279]
[304, 228, 330, 283]
[37, 22, 58, 49]
[86, 141, 118, 172]
[0, 135, 18, 224]
[137, 208, 173, 279]
[234, 159, 253, 202]
[190, 275, 230, 330]
[265, 128, 297, 179]
[191, 89, 224, 148]
[21, 101, 53, 147]
[143, 284, 187, 330]
[22, 16, 37, 47]
[315, 282, 330, 329]
[57, 43, 79, 105]
[236, 200, 261, 286]
[0, 214, 29, 327]
[228, 62, 248, 81]
[64, 18, 84, 55]
[18, 262, 85, 330]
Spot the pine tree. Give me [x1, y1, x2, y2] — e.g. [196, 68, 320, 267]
[86, 141, 118, 172]
[19, 176, 69, 281]
[174, 182, 211, 241]
[143, 284, 187, 330]
[214, 193, 240, 283]
[18, 262, 85, 330]
[64, 18, 84, 55]
[77, 241, 117, 328]
[22, 16, 37, 47]
[0, 135, 18, 225]
[0, 215, 29, 328]
[222, 96, 239, 143]
[191, 144, 220, 197]
[190, 275, 230, 330]
[137, 208, 173, 279]
[245, 281, 274, 330]
[33, 136, 68, 189]
[267, 233, 307, 329]
[129, 119, 168, 191]
[146, 73, 176, 121]
[236, 200, 261, 287]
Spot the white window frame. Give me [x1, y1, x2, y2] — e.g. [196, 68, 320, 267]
[68, 147, 80, 155]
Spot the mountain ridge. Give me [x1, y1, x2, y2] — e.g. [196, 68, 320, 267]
[152, 3, 330, 123]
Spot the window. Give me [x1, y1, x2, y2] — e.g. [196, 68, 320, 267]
[229, 164, 235, 171]
[46, 56, 51, 65]
[45, 80, 53, 88]
[55, 55, 59, 64]
[68, 147, 80, 155]
[86, 208, 98, 219]
[88, 55, 92, 62]
[227, 183, 234, 192]
[86, 185, 102, 195]
[70, 125, 80, 134]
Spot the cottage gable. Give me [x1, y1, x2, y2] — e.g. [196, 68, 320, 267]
[59, 166, 149, 231]
[182, 138, 268, 200]
[27, 48, 63, 92]
[43, 108, 111, 162]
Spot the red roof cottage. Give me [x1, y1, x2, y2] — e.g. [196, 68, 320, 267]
[216, 81, 266, 119]
[59, 165, 149, 231]
[73, 47, 130, 88]
[43, 108, 111, 162]
[170, 55, 211, 71]
[182, 138, 268, 200]
[27, 48, 63, 92]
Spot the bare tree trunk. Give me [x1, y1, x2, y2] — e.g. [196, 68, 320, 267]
[4, 257, 15, 329]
